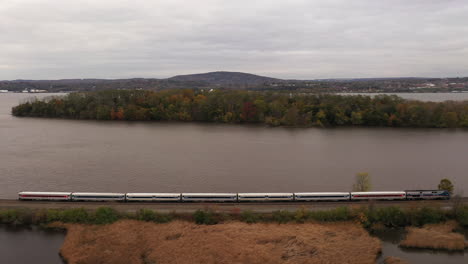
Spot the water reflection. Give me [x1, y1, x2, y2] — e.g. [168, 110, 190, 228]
[0, 226, 65, 264]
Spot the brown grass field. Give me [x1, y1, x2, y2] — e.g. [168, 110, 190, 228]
[57, 220, 381, 264]
[383, 256, 408, 264]
[400, 221, 467, 251]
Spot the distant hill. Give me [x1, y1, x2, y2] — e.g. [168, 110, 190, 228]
[168, 71, 282, 86]
[1, 71, 467, 93]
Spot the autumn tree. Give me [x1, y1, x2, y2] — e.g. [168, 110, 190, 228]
[353, 172, 372, 192]
[438, 178, 454, 195]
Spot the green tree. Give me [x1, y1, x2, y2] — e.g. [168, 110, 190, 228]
[353, 172, 371, 192]
[438, 178, 454, 195]
[351, 111, 363, 125]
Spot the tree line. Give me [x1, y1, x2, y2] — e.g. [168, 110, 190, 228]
[11, 89, 468, 128]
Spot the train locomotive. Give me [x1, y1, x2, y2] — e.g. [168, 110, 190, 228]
[18, 190, 450, 202]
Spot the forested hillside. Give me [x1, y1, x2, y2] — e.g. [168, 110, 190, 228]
[11, 89, 468, 128]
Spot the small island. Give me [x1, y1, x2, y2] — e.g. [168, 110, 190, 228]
[12, 89, 468, 128]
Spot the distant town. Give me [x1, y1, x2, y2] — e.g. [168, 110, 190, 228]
[1, 71, 468, 93]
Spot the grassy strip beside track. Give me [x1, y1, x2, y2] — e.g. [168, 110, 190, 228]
[1, 204, 467, 228]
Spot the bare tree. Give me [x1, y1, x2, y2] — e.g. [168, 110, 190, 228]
[353, 172, 372, 192]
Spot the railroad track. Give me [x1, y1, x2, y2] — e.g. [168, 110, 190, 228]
[0, 198, 466, 213]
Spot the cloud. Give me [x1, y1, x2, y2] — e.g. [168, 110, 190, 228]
[1, 0, 467, 79]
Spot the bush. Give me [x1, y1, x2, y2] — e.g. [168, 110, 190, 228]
[0, 210, 20, 225]
[137, 209, 172, 223]
[46, 209, 62, 223]
[0, 209, 34, 226]
[60, 208, 89, 223]
[309, 207, 351, 222]
[374, 207, 407, 227]
[294, 208, 309, 223]
[137, 209, 156, 221]
[407, 207, 447, 226]
[455, 205, 468, 227]
[241, 210, 260, 223]
[272, 210, 294, 223]
[193, 210, 218, 225]
[92, 207, 119, 225]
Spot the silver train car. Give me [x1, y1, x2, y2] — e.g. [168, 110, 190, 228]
[237, 193, 294, 202]
[71, 192, 126, 201]
[18, 191, 72, 201]
[126, 193, 181, 202]
[181, 193, 237, 202]
[350, 191, 406, 200]
[294, 192, 350, 201]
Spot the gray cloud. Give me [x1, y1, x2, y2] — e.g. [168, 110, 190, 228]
[1, 0, 467, 79]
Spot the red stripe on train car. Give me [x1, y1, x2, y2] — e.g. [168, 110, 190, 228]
[353, 194, 404, 198]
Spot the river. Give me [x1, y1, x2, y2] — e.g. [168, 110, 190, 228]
[0, 226, 64, 264]
[338, 92, 468, 102]
[0, 92, 467, 198]
[1, 91, 468, 263]
[374, 228, 467, 264]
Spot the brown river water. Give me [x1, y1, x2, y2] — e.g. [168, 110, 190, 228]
[1, 92, 468, 263]
[1, 93, 468, 198]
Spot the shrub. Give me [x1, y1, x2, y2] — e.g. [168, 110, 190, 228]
[0, 210, 19, 225]
[374, 207, 407, 227]
[309, 207, 351, 222]
[33, 210, 49, 224]
[60, 208, 89, 223]
[0, 209, 33, 226]
[294, 208, 309, 223]
[272, 210, 294, 224]
[455, 205, 468, 227]
[408, 207, 447, 226]
[137, 209, 156, 221]
[46, 209, 62, 223]
[193, 210, 218, 225]
[137, 209, 172, 223]
[92, 207, 119, 225]
[241, 210, 260, 223]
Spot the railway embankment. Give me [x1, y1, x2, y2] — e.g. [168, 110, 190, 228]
[0, 198, 467, 214]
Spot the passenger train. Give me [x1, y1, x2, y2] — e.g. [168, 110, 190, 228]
[18, 190, 450, 202]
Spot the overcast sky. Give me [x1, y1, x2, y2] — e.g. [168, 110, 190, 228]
[1, 0, 468, 80]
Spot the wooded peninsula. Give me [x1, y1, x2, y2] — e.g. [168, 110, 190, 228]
[11, 89, 468, 128]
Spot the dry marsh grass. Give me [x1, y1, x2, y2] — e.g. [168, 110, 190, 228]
[383, 256, 408, 264]
[400, 221, 467, 251]
[58, 220, 381, 264]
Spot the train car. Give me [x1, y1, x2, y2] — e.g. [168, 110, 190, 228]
[406, 190, 450, 200]
[71, 192, 126, 201]
[294, 192, 350, 201]
[351, 191, 406, 200]
[18, 191, 72, 201]
[238, 193, 294, 202]
[181, 193, 237, 202]
[126, 193, 181, 202]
